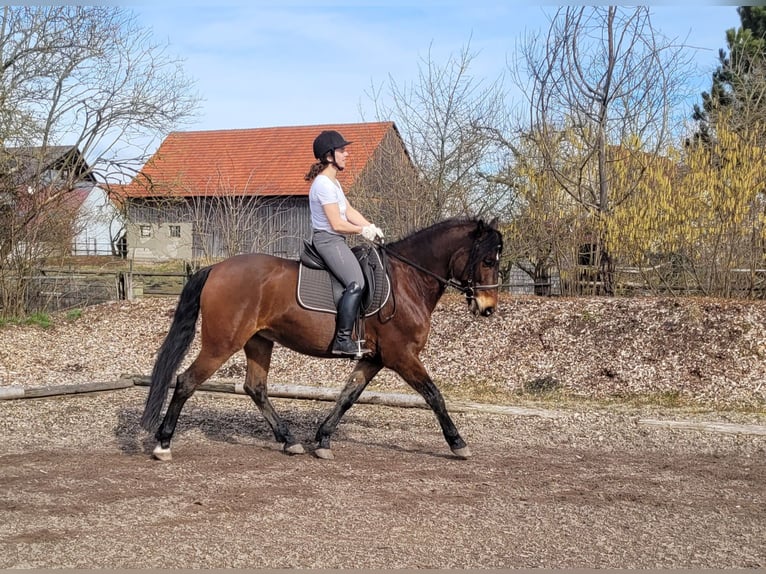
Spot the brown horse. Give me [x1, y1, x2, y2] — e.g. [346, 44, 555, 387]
[140, 217, 503, 461]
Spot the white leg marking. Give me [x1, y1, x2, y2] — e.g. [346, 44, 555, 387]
[314, 448, 335, 460]
[284, 443, 306, 455]
[153, 444, 172, 461]
[451, 446, 471, 459]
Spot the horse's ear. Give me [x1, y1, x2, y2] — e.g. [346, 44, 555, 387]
[475, 218, 499, 234]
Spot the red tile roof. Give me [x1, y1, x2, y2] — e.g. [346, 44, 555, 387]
[125, 122, 395, 198]
[104, 183, 128, 209]
[67, 186, 92, 212]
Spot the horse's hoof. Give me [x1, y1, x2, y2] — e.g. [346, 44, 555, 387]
[451, 446, 471, 459]
[314, 448, 334, 460]
[284, 443, 306, 455]
[153, 444, 172, 462]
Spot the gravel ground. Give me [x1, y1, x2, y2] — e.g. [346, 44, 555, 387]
[1, 293, 765, 568]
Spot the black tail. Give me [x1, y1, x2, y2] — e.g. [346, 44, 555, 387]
[140, 266, 213, 431]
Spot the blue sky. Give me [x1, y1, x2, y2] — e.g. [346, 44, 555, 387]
[125, 2, 742, 134]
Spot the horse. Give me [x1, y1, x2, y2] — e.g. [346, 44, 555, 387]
[140, 216, 504, 461]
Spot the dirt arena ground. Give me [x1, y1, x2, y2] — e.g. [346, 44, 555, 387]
[1, 387, 764, 569]
[1, 294, 766, 568]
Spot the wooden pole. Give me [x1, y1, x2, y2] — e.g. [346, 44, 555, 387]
[126, 374, 561, 418]
[636, 418, 766, 437]
[3, 375, 766, 437]
[0, 379, 134, 400]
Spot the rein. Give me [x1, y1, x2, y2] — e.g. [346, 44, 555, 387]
[377, 242, 500, 300]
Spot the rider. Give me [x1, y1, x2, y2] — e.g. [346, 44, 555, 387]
[305, 129, 384, 356]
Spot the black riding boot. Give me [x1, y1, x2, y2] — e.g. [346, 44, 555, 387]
[332, 282, 366, 356]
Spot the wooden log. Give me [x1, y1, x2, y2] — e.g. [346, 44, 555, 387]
[637, 418, 766, 436]
[127, 374, 561, 418]
[129, 375, 432, 408]
[6, 374, 765, 437]
[0, 379, 135, 400]
[0, 386, 26, 400]
[127, 375, 766, 431]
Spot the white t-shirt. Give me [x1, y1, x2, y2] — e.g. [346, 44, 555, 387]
[309, 174, 347, 233]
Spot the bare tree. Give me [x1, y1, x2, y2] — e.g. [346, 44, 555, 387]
[0, 184, 78, 313]
[366, 42, 508, 226]
[345, 126, 428, 239]
[514, 6, 693, 294]
[0, 6, 198, 315]
[187, 190, 303, 263]
[488, 130, 584, 295]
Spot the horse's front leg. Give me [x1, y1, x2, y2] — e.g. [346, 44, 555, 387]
[395, 356, 470, 459]
[314, 358, 383, 459]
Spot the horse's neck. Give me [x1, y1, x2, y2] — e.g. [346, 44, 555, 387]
[390, 225, 471, 310]
[394, 226, 469, 275]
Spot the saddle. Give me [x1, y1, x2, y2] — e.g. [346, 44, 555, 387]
[297, 240, 391, 316]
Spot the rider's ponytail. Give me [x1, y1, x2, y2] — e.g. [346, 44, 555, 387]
[304, 161, 325, 181]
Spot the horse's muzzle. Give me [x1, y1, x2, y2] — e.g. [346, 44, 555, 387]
[469, 297, 496, 317]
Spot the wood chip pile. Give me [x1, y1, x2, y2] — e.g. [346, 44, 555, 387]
[2, 293, 765, 409]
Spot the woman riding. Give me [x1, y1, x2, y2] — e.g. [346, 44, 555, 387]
[305, 129, 384, 356]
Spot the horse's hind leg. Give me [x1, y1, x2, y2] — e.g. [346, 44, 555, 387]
[314, 358, 383, 460]
[154, 350, 230, 461]
[242, 336, 304, 455]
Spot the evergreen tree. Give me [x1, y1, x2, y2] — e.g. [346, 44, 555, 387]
[692, 7, 766, 144]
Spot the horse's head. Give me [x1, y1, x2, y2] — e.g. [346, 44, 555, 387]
[452, 219, 504, 316]
[383, 217, 503, 316]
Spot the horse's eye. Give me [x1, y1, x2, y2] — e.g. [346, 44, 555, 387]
[482, 257, 496, 268]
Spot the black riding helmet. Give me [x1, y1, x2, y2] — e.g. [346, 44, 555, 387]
[313, 130, 352, 161]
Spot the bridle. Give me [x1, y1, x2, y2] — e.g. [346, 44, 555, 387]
[377, 237, 502, 304]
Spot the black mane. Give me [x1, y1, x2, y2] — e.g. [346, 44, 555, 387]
[387, 217, 493, 250]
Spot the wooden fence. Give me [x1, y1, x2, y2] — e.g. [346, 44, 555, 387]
[13, 258, 766, 315]
[20, 268, 192, 313]
[14, 262, 553, 315]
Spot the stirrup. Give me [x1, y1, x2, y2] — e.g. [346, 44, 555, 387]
[332, 338, 371, 359]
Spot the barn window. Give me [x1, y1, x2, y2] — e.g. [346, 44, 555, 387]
[139, 225, 152, 238]
[169, 225, 181, 238]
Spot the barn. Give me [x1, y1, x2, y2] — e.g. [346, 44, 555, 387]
[123, 122, 421, 262]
